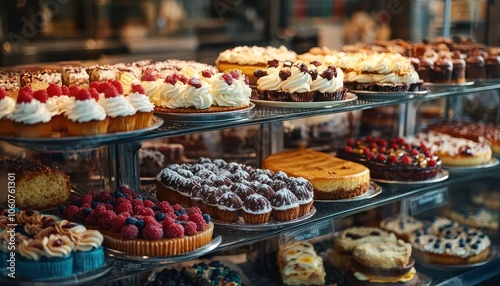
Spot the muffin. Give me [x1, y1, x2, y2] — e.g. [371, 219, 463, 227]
[288, 180, 314, 216]
[270, 188, 300, 221]
[98, 81, 137, 133]
[217, 192, 243, 222]
[430, 57, 453, 83]
[465, 50, 486, 79]
[127, 84, 155, 129]
[65, 89, 109, 136]
[242, 193, 272, 224]
[485, 52, 500, 78]
[280, 63, 314, 102]
[451, 51, 466, 83]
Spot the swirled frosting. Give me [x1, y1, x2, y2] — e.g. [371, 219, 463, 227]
[45, 97, 59, 116]
[15, 210, 43, 225]
[216, 45, 297, 65]
[66, 98, 107, 123]
[73, 229, 103, 252]
[42, 234, 74, 258]
[280, 66, 312, 93]
[140, 80, 160, 100]
[55, 220, 87, 242]
[157, 82, 190, 109]
[18, 239, 46, 261]
[211, 76, 250, 107]
[10, 100, 51, 124]
[185, 84, 213, 109]
[257, 68, 282, 91]
[34, 226, 59, 239]
[128, 92, 155, 112]
[310, 68, 344, 93]
[99, 95, 136, 118]
[0, 230, 28, 252]
[117, 71, 138, 94]
[0, 96, 15, 119]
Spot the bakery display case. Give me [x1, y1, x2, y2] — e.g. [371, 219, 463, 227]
[1, 1, 500, 286]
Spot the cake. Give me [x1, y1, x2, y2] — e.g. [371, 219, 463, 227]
[155, 158, 314, 223]
[277, 241, 326, 286]
[263, 149, 370, 200]
[405, 131, 492, 166]
[20, 69, 62, 91]
[380, 215, 425, 242]
[427, 121, 500, 153]
[0, 159, 71, 210]
[270, 188, 300, 221]
[409, 217, 491, 265]
[147, 260, 242, 286]
[87, 64, 117, 82]
[127, 84, 154, 129]
[58, 185, 214, 257]
[485, 50, 500, 78]
[330, 226, 397, 271]
[215, 45, 297, 84]
[10, 86, 52, 138]
[337, 136, 442, 181]
[62, 66, 90, 88]
[345, 240, 421, 286]
[465, 51, 486, 79]
[443, 207, 498, 231]
[0, 75, 19, 100]
[451, 51, 466, 83]
[65, 88, 109, 136]
[0, 87, 15, 135]
[430, 56, 453, 83]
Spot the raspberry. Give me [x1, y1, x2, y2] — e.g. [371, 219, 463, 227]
[390, 155, 398, 164]
[244, 76, 250, 85]
[172, 204, 184, 212]
[142, 224, 164, 240]
[165, 223, 184, 238]
[279, 70, 291, 81]
[0, 88, 5, 99]
[409, 149, 420, 156]
[377, 154, 387, 162]
[428, 159, 437, 166]
[61, 85, 69, 95]
[328, 66, 338, 77]
[308, 69, 318, 80]
[32, 89, 48, 105]
[80, 194, 93, 204]
[115, 202, 133, 215]
[188, 77, 202, 88]
[253, 69, 268, 78]
[344, 146, 352, 152]
[165, 74, 177, 85]
[93, 205, 107, 218]
[229, 69, 240, 79]
[161, 217, 176, 229]
[97, 215, 113, 230]
[201, 69, 213, 78]
[114, 197, 129, 206]
[69, 85, 80, 97]
[141, 69, 157, 81]
[119, 186, 135, 196]
[267, 59, 279, 67]
[157, 202, 174, 214]
[183, 221, 197, 236]
[111, 214, 128, 232]
[46, 83, 62, 97]
[177, 214, 189, 221]
[109, 79, 124, 94]
[189, 213, 207, 231]
[90, 82, 99, 89]
[88, 190, 100, 198]
[143, 215, 159, 226]
[401, 155, 412, 165]
[105, 203, 114, 210]
[221, 73, 233, 86]
[96, 82, 109, 93]
[103, 84, 119, 98]
[84, 212, 99, 225]
[187, 207, 202, 217]
[89, 88, 100, 100]
[133, 204, 145, 214]
[65, 205, 80, 220]
[143, 200, 155, 208]
[131, 84, 145, 94]
[139, 207, 155, 217]
[297, 63, 308, 72]
[17, 86, 34, 103]
[121, 224, 139, 240]
[175, 74, 188, 84]
[97, 191, 111, 201]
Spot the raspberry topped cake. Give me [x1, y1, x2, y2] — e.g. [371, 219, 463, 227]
[58, 185, 214, 256]
[337, 136, 442, 181]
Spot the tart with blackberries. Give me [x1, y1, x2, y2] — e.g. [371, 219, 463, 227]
[337, 136, 442, 181]
[58, 186, 213, 256]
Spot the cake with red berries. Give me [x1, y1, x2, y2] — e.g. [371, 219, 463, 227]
[65, 87, 109, 136]
[337, 136, 442, 181]
[20, 69, 62, 91]
[10, 86, 53, 138]
[58, 186, 214, 256]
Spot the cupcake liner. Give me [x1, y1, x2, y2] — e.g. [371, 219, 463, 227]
[73, 246, 105, 273]
[67, 118, 110, 136]
[376, 83, 409, 92]
[242, 211, 271, 224]
[272, 206, 300, 221]
[298, 201, 314, 217]
[134, 111, 153, 130]
[51, 114, 68, 132]
[254, 89, 267, 100]
[267, 91, 290, 102]
[0, 119, 14, 135]
[18, 255, 73, 279]
[289, 91, 315, 102]
[217, 209, 240, 222]
[108, 114, 137, 133]
[408, 80, 424, 92]
[12, 121, 52, 138]
[315, 88, 348, 101]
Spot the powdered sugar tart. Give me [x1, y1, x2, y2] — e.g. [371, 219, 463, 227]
[58, 186, 215, 257]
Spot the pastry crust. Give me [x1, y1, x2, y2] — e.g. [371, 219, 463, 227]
[154, 104, 250, 114]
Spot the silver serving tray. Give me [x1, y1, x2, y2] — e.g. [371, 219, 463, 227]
[424, 81, 475, 88]
[373, 169, 449, 185]
[105, 235, 222, 263]
[250, 92, 357, 108]
[443, 158, 499, 173]
[352, 89, 428, 100]
[155, 103, 254, 122]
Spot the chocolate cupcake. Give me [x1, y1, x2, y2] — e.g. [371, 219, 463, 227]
[242, 193, 272, 224]
[417, 58, 434, 82]
[430, 57, 453, 83]
[270, 188, 300, 221]
[217, 192, 243, 222]
[451, 51, 466, 83]
[230, 183, 255, 201]
[485, 52, 500, 79]
[201, 186, 225, 219]
[288, 181, 314, 216]
[254, 183, 275, 200]
[465, 52, 486, 79]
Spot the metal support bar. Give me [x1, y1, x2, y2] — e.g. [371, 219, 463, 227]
[257, 122, 284, 167]
[108, 141, 143, 192]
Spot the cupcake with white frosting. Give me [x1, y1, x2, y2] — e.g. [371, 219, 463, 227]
[10, 86, 52, 138]
[65, 88, 109, 136]
[98, 81, 137, 133]
[128, 84, 155, 129]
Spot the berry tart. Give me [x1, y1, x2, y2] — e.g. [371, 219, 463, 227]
[337, 136, 442, 181]
[409, 217, 491, 265]
[58, 186, 214, 257]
